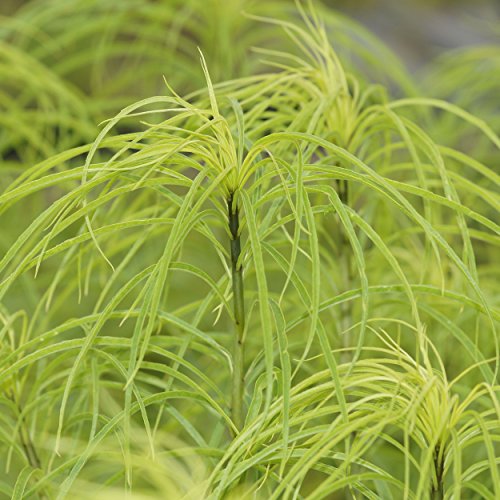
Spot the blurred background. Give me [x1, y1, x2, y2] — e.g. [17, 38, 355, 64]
[2, 0, 499, 69]
[335, 0, 499, 68]
[0, 0, 498, 170]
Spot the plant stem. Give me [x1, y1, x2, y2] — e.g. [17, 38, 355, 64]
[8, 390, 41, 469]
[337, 178, 358, 500]
[337, 178, 352, 365]
[228, 192, 245, 431]
[431, 444, 445, 500]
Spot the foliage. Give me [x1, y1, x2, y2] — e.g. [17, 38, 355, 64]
[0, 1, 498, 499]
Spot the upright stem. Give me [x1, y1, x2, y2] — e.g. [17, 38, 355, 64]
[228, 192, 245, 431]
[8, 390, 41, 469]
[337, 179, 352, 365]
[337, 179, 357, 500]
[431, 444, 445, 500]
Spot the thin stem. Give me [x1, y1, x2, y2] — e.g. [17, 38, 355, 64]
[337, 179, 358, 500]
[431, 444, 445, 500]
[8, 390, 41, 469]
[337, 178, 352, 365]
[228, 192, 245, 431]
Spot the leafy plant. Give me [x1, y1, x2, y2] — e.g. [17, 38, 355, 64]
[423, 43, 500, 166]
[0, 41, 95, 170]
[0, 3, 498, 499]
[0, 0, 414, 119]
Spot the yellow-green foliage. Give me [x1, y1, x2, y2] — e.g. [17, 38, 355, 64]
[0, 1, 498, 499]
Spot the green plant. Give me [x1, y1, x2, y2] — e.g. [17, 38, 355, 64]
[423, 43, 500, 166]
[0, 3, 498, 499]
[0, 41, 95, 169]
[0, 0, 415, 119]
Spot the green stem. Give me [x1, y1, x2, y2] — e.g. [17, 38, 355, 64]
[8, 390, 41, 469]
[337, 179, 352, 365]
[228, 192, 245, 431]
[337, 179, 357, 500]
[431, 445, 445, 500]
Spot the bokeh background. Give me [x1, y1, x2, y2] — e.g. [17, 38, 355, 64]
[2, 0, 499, 68]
